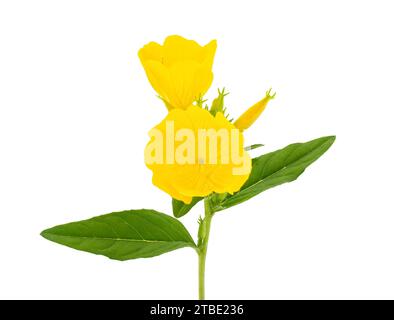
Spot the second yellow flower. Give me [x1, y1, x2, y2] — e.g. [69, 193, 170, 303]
[139, 35, 217, 110]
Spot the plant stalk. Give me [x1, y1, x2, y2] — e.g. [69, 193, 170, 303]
[198, 198, 214, 300]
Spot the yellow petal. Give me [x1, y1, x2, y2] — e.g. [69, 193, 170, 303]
[138, 42, 163, 63]
[152, 172, 193, 204]
[163, 35, 205, 65]
[138, 35, 217, 109]
[168, 60, 208, 109]
[145, 106, 251, 202]
[202, 40, 217, 69]
[141, 60, 172, 105]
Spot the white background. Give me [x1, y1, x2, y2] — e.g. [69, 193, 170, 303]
[1, 0, 394, 300]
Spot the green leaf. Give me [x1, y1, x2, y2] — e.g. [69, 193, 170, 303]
[217, 136, 336, 210]
[245, 143, 264, 151]
[172, 197, 203, 218]
[41, 209, 197, 261]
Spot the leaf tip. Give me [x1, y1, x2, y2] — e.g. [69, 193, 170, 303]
[325, 135, 336, 146]
[40, 228, 51, 240]
[327, 135, 336, 140]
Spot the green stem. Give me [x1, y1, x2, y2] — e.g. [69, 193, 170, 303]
[198, 198, 214, 300]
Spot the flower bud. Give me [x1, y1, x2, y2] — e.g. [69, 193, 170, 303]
[234, 89, 276, 130]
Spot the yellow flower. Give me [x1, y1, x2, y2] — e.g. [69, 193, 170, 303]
[234, 89, 276, 130]
[139, 35, 217, 110]
[144, 106, 251, 204]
